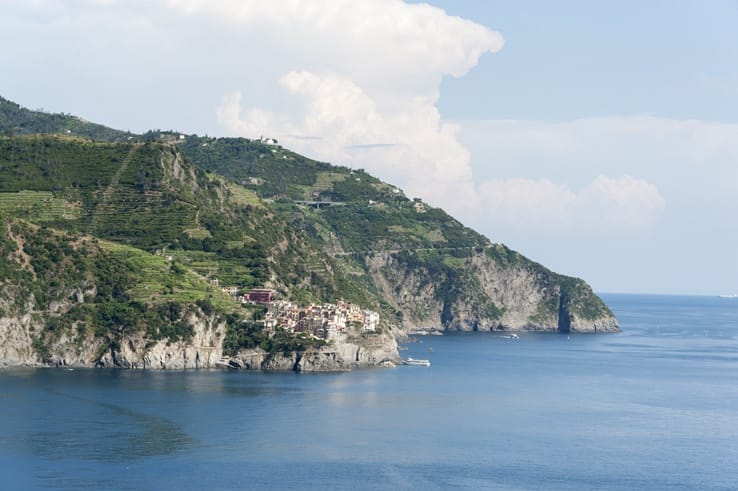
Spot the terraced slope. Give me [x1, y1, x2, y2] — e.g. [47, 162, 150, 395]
[0, 97, 619, 333]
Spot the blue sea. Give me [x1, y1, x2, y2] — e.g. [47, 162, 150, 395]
[2, 294, 738, 490]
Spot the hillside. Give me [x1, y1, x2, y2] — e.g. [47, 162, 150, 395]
[0, 97, 618, 371]
[0, 96, 130, 142]
[175, 135, 617, 332]
[0, 134, 398, 368]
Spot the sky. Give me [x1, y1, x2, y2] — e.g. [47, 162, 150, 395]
[2, 0, 737, 295]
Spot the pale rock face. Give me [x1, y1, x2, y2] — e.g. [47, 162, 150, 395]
[46, 332, 104, 367]
[232, 330, 401, 372]
[97, 314, 227, 370]
[366, 251, 618, 333]
[0, 301, 401, 371]
[0, 315, 38, 367]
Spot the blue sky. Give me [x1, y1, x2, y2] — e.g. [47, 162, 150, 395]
[430, 0, 738, 123]
[2, 0, 737, 294]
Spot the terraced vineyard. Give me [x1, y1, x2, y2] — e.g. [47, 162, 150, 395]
[0, 190, 79, 221]
[0, 98, 618, 339]
[100, 241, 235, 311]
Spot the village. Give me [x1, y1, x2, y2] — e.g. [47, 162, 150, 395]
[216, 284, 380, 340]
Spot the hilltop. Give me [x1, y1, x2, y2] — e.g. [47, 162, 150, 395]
[0, 97, 618, 369]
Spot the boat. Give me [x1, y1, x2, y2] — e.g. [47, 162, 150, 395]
[719, 293, 738, 299]
[403, 357, 431, 367]
[501, 333, 519, 339]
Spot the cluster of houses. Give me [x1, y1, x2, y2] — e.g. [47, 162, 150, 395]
[216, 284, 379, 339]
[264, 300, 379, 338]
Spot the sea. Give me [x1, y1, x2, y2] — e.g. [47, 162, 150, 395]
[1, 294, 738, 490]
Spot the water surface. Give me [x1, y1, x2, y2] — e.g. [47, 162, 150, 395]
[1, 294, 737, 490]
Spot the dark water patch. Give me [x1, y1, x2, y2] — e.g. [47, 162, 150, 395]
[25, 388, 196, 463]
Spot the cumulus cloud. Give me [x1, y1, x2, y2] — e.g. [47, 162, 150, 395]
[191, 0, 504, 204]
[217, 72, 474, 200]
[476, 175, 665, 233]
[477, 178, 576, 229]
[452, 115, 738, 237]
[1, 1, 678, 238]
[577, 175, 665, 229]
[5, 0, 503, 207]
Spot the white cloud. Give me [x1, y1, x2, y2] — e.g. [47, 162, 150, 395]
[477, 178, 576, 229]
[217, 72, 474, 200]
[578, 175, 665, 229]
[3, 0, 503, 202]
[460, 116, 738, 183]
[475, 175, 665, 233]
[2, 1, 702, 240]
[183, 0, 504, 206]
[451, 115, 738, 238]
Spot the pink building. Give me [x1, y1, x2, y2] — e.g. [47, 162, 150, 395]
[247, 288, 275, 304]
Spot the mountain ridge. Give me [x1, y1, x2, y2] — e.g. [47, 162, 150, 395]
[0, 96, 618, 369]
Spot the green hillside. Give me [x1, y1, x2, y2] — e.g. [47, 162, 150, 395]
[0, 216, 238, 361]
[175, 136, 613, 327]
[0, 96, 617, 338]
[0, 96, 130, 141]
[0, 133, 397, 363]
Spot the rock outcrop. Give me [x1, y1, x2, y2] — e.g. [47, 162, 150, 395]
[0, 304, 401, 371]
[95, 313, 226, 369]
[0, 314, 38, 367]
[367, 249, 619, 334]
[228, 330, 400, 372]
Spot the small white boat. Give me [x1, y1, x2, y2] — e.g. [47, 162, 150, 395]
[719, 293, 738, 299]
[501, 333, 519, 339]
[404, 357, 431, 367]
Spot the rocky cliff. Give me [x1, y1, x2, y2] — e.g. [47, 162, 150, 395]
[0, 98, 620, 372]
[232, 330, 400, 372]
[0, 216, 399, 371]
[0, 303, 400, 371]
[367, 247, 619, 333]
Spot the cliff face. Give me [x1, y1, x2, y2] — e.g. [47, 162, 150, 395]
[0, 300, 226, 369]
[0, 304, 400, 371]
[95, 313, 226, 369]
[367, 249, 619, 333]
[233, 330, 400, 372]
[0, 313, 37, 367]
[0, 99, 620, 372]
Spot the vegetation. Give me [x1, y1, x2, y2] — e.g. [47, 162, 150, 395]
[0, 217, 240, 360]
[0, 96, 130, 141]
[555, 273, 614, 320]
[0, 94, 616, 359]
[222, 318, 326, 357]
[0, 133, 390, 359]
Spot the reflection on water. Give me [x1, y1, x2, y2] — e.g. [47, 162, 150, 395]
[0, 294, 737, 490]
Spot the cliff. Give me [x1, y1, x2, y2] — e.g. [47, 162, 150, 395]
[232, 330, 400, 372]
[0, 97, 619, 371]
[0, 306, 399, 371]
[367, 248, 618, 333]
[0, 216, 399, 371]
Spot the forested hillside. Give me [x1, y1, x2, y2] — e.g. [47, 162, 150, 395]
[0, 97, 618, 346]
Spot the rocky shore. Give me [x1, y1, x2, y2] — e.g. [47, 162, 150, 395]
[0, 311, 402, 371]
